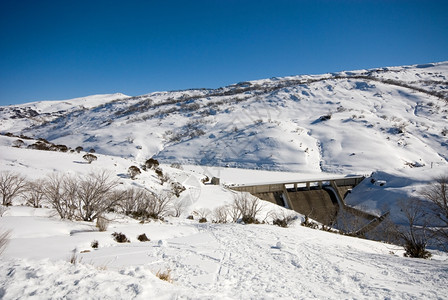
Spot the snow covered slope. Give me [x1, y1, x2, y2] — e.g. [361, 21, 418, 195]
[1, 62, 447, 175]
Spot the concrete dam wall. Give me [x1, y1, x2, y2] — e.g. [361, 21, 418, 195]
[231, 177, 366, 225]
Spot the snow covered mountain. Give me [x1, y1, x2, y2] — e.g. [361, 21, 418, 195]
[1, 62, 447, 175]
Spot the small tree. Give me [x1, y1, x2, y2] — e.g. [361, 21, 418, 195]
[41, 174, 77, 219]
[420, 175, 448, 250]
[128, 166, 141, 180]
[24, 180, 46, 208]
[83, 153, 97, 164]
[0, 171, 27, 206]
[397, 198, 432, 259]
[75, 146, 83, 153]
[75, 172, 121, 221]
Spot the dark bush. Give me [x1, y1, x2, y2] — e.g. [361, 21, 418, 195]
[273, 218, 288, 228]
[112, 232, 130, 243]
[128, 165, 141, 180]
[199, 217, 207, 223]
[56, 144, 69, 152]
[83, 153, 97, 164]
[91, 240, 99, 248]
[241, 215, 260, 224]
[171, 182, 186, 197]
[28, 141, 51, 151]
[137, 233, 150, 242]
[75, 146, 83, 153]
[145, 158, 159, 170]
[404, 240, 431, 259]
[319, 114, 332, 121]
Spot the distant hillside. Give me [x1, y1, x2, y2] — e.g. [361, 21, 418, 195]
[1, 62, 447, 174]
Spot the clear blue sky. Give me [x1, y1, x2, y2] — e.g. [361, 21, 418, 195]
[1, 0, 447, 106]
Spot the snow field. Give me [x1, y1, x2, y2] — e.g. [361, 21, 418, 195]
[1, 207, 447, 299]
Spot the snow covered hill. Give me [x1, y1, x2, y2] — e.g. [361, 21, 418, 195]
[1, 62, 447, 175]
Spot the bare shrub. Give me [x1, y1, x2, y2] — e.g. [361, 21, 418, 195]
[0, 171, 27, 206]
[130, 190, 174, 221]
[156, 269, 172, 282]
[0, 229, 10, 255]
[232, 193, 263, 224]
[172, 199, 188, 217]
[420, 175, 448, 250]
[74, 172, 121, 221]
[83, 153, 97, 164]
[137, 233, 150, 242]
[112, 232, 130, 243]
[96, 215, 109, 232]
[42, 172, 122, 221]
[75, 146, 83, 153]
[119, 187, 146, 215]
[24, 180, 45, 208]
[195, 208, 210, 221]
[213, 205, 229, 223]
[128, 166, 141, 180]
[41, 174, 77, 219]
[397, 198, 432, 259]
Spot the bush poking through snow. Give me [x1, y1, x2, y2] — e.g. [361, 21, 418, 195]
[137, 233, 150, 242]
[404, 240, 431, 259]
[91, 240, 99, 249]
[170, 182, 186, 197]
[156, 269, 172, 283]
[270, 210, 298, 228]
[232, 193, 263, 224]
[199, 217, 207, 223]
[83, 153, 97, 164]
[155, 168, 170, 185]
[145, 158, 159, 170]
[213, 205, 229, 223]
[69, 250, 81, 265]
[128, 166, 141, 180]
[96, 216, 109, 232]
[170, 163, 183, 170]
[396, 198, 432, 259]
[112, 232, 130, 243]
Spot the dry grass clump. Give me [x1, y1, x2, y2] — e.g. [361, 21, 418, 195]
[156, 269, 172, 282]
